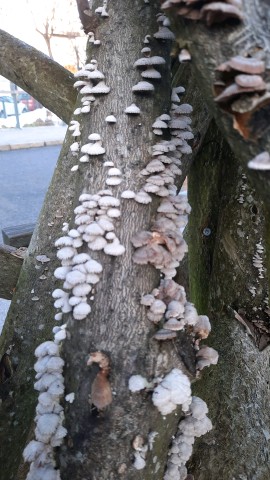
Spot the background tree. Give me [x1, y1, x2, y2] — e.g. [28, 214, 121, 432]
[0, 1, 270, 479]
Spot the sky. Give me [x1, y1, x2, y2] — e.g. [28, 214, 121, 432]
[0, 0, 86, 67]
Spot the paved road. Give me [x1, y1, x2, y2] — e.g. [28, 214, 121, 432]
[0, 145, 60, 331]
[0, 145, 60, 242]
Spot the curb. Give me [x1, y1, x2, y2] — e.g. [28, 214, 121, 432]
[0, 140, 63, 151]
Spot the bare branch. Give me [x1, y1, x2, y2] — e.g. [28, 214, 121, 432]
[0, 29, 77, 123]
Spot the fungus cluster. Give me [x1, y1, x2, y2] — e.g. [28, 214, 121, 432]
[68, 120, 82, 168]
[131, 41, 166, 96]
[81, 132, 105, 160]
[54, 189, 125, 321]
[152, 368, 192, 415]
[215, 56, 266, 105]
[214, 56, 268, 138]
[161, 0, 243, 26]
[23, 333, 67, 480]
[88, 31, 101, 46]
[140, 279, 218, 370]
[131, 198, 189, 277]
[104, 164, 123, 186]
[127, 80, 218, 475]
[153, 13, 175, 41]
[164, 396, 213, 480]
[95, 0, 109, 17]
[123, 86, 193, 204]
[73, 59, 110, 115]
[68, 120, 81, 138]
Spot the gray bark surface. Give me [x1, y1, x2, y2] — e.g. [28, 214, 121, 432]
[188, 121, 270, 479]
[0, 29, 76, 123]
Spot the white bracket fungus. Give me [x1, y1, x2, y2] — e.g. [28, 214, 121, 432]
[164, 396, 212, 480]
[105, 114, 117, 123]
[81, 133, 105, 156]
[248, 151, 270, 170]
[128, 374, 151, 392]
[124, 103, 141, 115]
[132, 81, 155, 93]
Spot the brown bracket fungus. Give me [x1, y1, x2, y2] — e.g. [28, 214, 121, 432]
[87, 351, 112, 410]
[214, 55, 269, 139]
[161, 0, 243, 25]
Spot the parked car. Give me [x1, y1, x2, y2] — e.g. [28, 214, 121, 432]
[17, 92, 42, 111]
[0, 96, 28, 117]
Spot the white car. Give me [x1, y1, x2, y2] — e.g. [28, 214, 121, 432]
[0, 96, 28, 117]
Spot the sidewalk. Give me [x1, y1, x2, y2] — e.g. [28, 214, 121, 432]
[0, 125, 67, 151]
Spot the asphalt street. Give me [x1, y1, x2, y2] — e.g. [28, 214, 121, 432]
[0, 145, 60, 331]
[0, 145, 60, 242]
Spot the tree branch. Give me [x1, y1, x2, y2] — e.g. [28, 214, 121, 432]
[0, 29, 77, 123]
[169, 0, 270, 206]
[0, 245, 25, 300]
[75, 0, 100, 34]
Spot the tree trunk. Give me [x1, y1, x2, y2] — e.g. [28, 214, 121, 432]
[0, 29, 76, 123]
[188, 120, 270, 479]
[0, 245, 25, 300]
[0, 2, 203, 479]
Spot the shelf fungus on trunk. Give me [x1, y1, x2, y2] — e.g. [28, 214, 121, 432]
[161, 0, 243, 26]
[87, 351, 112, 410]
[214, 55, 270, 139]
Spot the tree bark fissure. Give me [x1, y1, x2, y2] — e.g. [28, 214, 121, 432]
[0, 29, 76, 123]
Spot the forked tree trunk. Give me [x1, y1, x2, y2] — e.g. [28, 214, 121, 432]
[2, 1, 269, 479]
[188, 120, 270, 479]
[0, 2, 204, 479]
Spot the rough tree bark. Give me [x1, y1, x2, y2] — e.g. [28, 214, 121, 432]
[0, 29, 76, 123]
[1, 1, 269, 479]
[0, 2, 209, 479]
[188, 120, 270, 479]
[0, 245, 25, 300]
